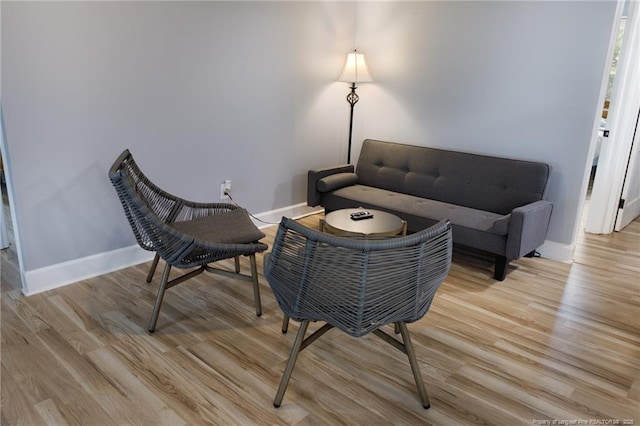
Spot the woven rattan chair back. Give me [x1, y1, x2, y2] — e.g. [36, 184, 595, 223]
[266, 217, 452, 336]
[109, 150, 268, 332]
[264, 217, 452, 408]
[108, 150, 179, 252]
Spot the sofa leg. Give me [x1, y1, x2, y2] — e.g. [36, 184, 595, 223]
[494, 256, 510, 281]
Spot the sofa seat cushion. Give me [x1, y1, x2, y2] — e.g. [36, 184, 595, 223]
[326, 185, 509, 235]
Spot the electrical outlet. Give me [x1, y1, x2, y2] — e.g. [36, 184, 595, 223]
[220, 180, 232, 199]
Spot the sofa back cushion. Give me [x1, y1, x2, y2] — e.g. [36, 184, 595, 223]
[356, 139, 549, 215]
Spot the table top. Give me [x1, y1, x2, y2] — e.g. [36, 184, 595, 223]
[323, 208, 405, 237]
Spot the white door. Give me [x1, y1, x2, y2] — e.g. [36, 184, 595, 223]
[0, 191, 7, 249]
[612, 1, 640, 231]
[614, 108, 640, 230]
[586, 0, 640, 234]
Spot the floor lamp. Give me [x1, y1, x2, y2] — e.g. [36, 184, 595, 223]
[338, 50, 373, 164]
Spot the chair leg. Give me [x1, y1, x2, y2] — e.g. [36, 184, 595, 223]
[397, 322, 430, 409]
[249, 254, 262, 317]
[146, 253, 160, 283]
[274, 320, 309, 408]
[148, 263, 172, 333]
[234, 255, 241, 273]
[282, 314, 290, 334]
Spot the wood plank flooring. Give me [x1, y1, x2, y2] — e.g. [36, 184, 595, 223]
[1, 207, 639, 425]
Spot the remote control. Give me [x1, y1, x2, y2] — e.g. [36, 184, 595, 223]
[350, 211, 374, 220]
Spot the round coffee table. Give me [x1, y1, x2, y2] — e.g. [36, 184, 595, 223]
[320, 208, 407, 237]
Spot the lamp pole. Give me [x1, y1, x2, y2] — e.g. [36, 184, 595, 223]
[338, 49, 372, 164]
[346, 82, 359, 164]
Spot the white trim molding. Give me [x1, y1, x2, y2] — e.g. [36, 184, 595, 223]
[23, 245, 155, 296]
[22, 201, 570, 295]
[252, 202, 324, 229]
[536, 240, 575, 264]
[22, 203, 324, 296]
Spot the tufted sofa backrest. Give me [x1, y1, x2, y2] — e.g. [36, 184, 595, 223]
[356, 139, 550, 215]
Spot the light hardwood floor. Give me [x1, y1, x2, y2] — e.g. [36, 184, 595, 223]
[1, 204, 639, 425]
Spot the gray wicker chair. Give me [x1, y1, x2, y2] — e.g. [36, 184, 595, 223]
[109, 149, 268, 332]
[264, 217, 452, 408]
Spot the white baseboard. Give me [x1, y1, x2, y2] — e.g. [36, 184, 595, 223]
[536, 240, 575, 263]
[22, 203, 324, 296]
[615, 196, 640, 230]
[23, 202, 574, 295]
[24, 245, 155, 296]
[252, 203, 324, 228]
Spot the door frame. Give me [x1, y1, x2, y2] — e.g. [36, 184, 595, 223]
[0, 104, 27, 292]
[614, 107, 640, 231]
[585, 0, 640, 235]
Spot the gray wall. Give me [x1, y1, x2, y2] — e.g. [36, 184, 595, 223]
[2, 1, 354, 271]
[351, 1, 615, 246]
[2, 1, 616, 274]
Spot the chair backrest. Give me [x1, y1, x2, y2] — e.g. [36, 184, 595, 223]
[110, 150, 267, 269]
[265, 218, 452, 337]
[109, 150, 183, 252]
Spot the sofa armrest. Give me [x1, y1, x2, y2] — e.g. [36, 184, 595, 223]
[307, 164, 355, 206]
[505, 200, 553, 259]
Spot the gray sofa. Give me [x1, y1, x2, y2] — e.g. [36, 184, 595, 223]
[307, 139, 553, 280]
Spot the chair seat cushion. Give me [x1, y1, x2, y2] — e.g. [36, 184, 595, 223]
[170, 208, 265, 244]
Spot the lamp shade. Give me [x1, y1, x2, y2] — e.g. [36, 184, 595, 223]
[337, 50, 373, 84]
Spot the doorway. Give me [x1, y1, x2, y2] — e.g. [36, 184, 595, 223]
[0, 104, 26, 293]
[585, 0, 640, 235]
